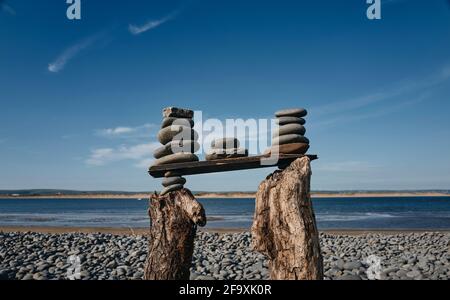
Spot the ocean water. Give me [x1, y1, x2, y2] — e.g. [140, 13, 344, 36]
[0, 197, 450, 230]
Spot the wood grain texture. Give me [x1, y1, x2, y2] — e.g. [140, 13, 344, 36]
[251, 156, 323, 280]
[144, 189, 206, 280]
[149, 154, 318, 178]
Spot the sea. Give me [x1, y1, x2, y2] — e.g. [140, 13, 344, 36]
[0, 197, 450, 230]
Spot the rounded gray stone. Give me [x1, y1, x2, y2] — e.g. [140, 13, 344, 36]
[211, 138, 240, 149]
[343, 261, 363, 270]
[276, 116, 306, 126]
[161, 117, 194, 129]
[273, 123, 306, 138]
[272, 134, 309, 145]
[336, 274, 362, 280]
[275, 108, 307, 118]
[160, 184, 184, 196]
[195, 275, 215, 280]
[152, 153, 199, 166]
[158, 126, 199, 145]
[153, 140, 200, 159]
[162, 176, 186, 187]
[406, 270, 421, 278]
[22, 274, 33, 280]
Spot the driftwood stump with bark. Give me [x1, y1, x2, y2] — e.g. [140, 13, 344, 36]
[144, 189, 206, 280]
[252, 156, 323, 280]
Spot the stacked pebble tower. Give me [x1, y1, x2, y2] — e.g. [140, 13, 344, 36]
[267, 108, 310, 159]
[152, 107, 200, 195]
[206, 138, 248, 161]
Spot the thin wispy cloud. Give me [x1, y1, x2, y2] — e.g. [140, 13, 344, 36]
[442, 65, 450, 78]
[311, 66, 450, 122]
[48, 34, 101, 73]
[312, 92, 430, 129]
[86, 142, 159, 167]
[0, 0, 15, 15]
[102, 127, 135, 135]
[96, 123, 157, 139]
[88, 123, 160, 167]
[129, 10, 178, 35]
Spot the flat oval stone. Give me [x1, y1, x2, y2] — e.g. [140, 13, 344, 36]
[207, 148, 248, 155]
[160, 184, 184, 196]
[275, 108, 307, 118]
[276, 116, 305, 126]
[265, 143, 310, 155]
[272, 134, 309, 145]
[161, 117, 194, 129]
[153, 140, 200, 159]
[158, 126, 199, 145]
[152, 153, 199, 166]
[206, 148, 248, 160]
[162, 176, 186, 187]
[206, 153, 248, 161]
[273, 124, 306, 138]
[169, 140, 200, 155]
[211, 138, 240, 149]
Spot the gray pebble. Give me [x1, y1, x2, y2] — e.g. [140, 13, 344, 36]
[1, 231, 449, 281]
[196, 275, 215, 280]
[343, 261, 363, 270]
[337, 274, 362, 280]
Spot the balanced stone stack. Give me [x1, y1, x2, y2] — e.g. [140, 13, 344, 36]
[152, 107, 200, 195]
[206, 138, 248, 161]
[267, 108, 310, 157]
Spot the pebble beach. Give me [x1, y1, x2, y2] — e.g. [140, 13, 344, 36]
[0, 231, 449, 280]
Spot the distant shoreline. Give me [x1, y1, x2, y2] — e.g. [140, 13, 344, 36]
[0, 192, 449, 199]
[1, 226, 450, 236]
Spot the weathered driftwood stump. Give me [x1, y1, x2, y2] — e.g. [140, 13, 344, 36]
[144, 188, 206, 280]
[252, 156, 323, 280]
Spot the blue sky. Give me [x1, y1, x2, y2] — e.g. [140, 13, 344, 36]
[1, 0, 450, 191]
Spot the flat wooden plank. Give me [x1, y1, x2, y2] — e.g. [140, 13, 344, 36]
[148, 154, 318, 178]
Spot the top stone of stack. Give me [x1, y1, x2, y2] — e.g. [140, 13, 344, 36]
[275, 108, 307, 118]
[163, 107, 194, 119]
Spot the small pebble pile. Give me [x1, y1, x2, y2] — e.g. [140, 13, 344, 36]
[206, 138, 248, 161]
[267, 108, 310, 159]
[153, 107, 199, 195]
[1, 231, 449, 280]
